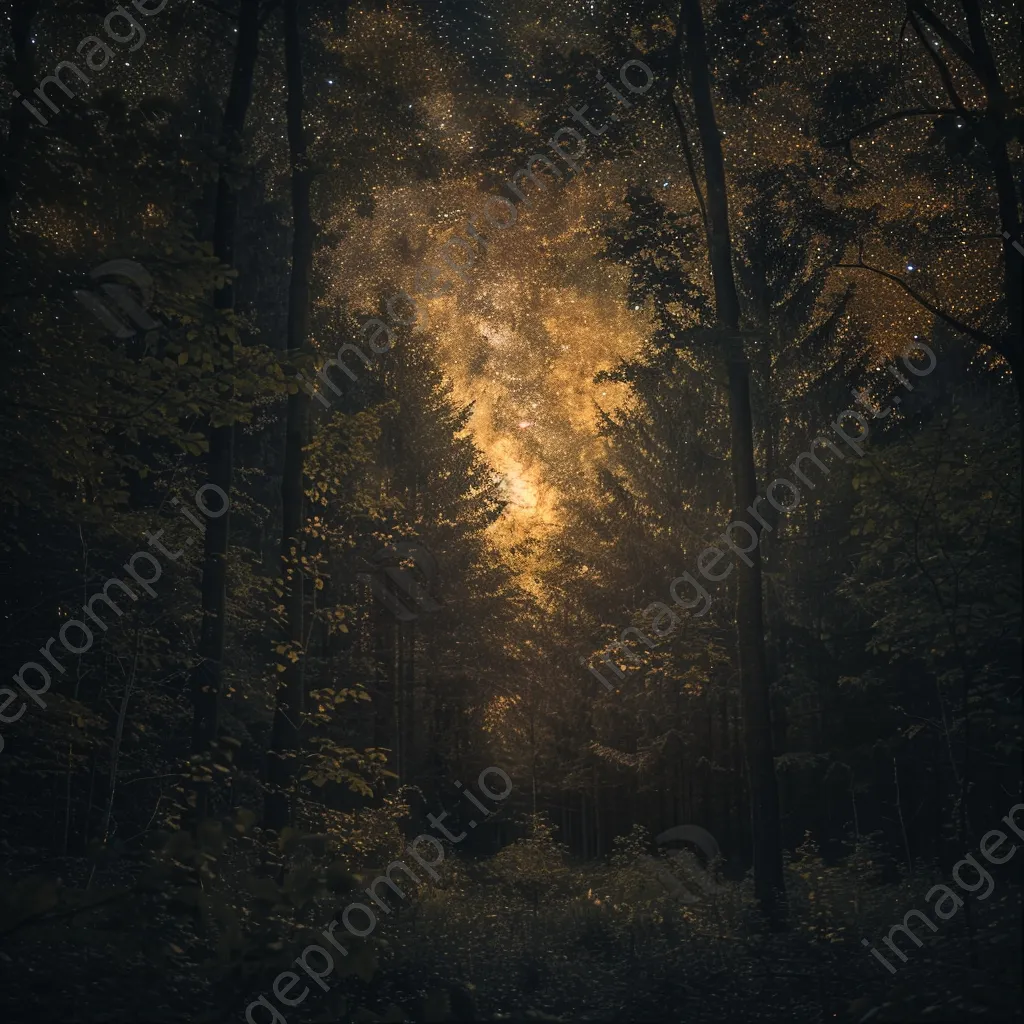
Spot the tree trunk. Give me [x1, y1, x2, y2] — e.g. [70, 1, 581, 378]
[908, 0, 1022, 695]
[679, 0, 786, 922]
[189, 0, 261, 823]
[959, 1, 1023, 693]
[394, 621, 403, 783]
[265, 0, 317, 831]
[87, 626, 141, 889]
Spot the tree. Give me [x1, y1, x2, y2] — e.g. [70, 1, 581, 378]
[676, 0, 785, 920]
[189, 0, 262, 823]
[265, 0, 322, 831]
[823, 0, 1023, 684]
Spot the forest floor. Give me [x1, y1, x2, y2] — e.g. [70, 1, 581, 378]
[371, 850, 1022, 1023]
[2, 829, 1021, 1023]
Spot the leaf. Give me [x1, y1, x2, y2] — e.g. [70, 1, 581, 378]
[232, 808, 258, 834]
[178, 351, 188, 365]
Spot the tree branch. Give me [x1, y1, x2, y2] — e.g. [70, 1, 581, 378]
[0, 888, 131, 941]
[823, 107, 955, 147]
[195, 0, 235, 20]
[907, 2, 980, 76]
[958, 0, 1007, 104]
[667, 85, 710, 240]
[909, 11, 967, 110]
[835, 250, 1000, 350]
[668, 7, 710, 245]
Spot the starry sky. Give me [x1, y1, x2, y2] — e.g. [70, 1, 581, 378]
[308, 0, 1013, 559]
[42, 0, 1007, 552]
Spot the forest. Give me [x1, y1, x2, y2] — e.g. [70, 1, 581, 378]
[0, 0, 1021, 1021]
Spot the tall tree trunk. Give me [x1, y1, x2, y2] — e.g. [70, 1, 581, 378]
[394, 621, 403, 782]
[407, 619, 420, 788]
[265, 0, 316, 831]
[679, 0, 786, 921]
[189, 0, 261, 823]
[908, 0, 1023, 696]
[954, 0, 1022, 346]
[956, 1, 1023, 692]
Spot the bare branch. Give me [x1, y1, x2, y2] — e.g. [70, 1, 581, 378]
[667, 85, 709, 240]
[909, 11, 967, 110]
[823, 107, 955, 147]
[907, 2, 980, 74]
[195, 0, 235, 19]
[959, 0, 1008, 104]
[834, 252, 1000, 350]
[667, 6, 710, 244]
